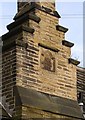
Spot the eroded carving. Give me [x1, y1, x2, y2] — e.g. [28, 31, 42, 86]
[40, 48, 55, 72]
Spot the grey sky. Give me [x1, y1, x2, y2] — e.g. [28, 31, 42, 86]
[0, 1, 84, 67]
[57, 2, 83, 67]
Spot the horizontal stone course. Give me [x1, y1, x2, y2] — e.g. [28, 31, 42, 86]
[2, 1, 82, 119]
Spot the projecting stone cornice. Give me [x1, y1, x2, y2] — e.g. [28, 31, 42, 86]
[53, 11, 61, 18]
[56, 25, 68, 33]
[39, 5, 61, 18]
[35, 4, 61, 18]
[14, 3, 35, 20]
[7, 14, 40, 32]
[2, 38, 28, 51]
[62, 40, 74, 47]
[14, 12, 41, 24]
[2, 25, 34, 40]
[38, 43, 59, 52]
[68, 58, 80, 66]
[14, 3, 61, 21]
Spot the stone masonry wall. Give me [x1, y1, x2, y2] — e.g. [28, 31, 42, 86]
[2, 42, 16, 110]
[16, 3, 77, 101]
[2, 33, 23, 113]
[1, 2, 82, 119]
[14, 106, 81, 120]
[14, 104, 82, 120]
[77, 67, 85, 112]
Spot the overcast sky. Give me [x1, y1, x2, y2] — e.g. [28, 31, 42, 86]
[0, 1, 84, 67]
[57, 1, 83, 67]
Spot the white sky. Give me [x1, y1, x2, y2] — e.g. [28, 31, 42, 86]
[0, 1, 84, 67]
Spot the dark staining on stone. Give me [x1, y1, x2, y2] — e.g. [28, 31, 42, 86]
[2, 25, 35, 41]
[38, 43, 59, 52]
[53, 11, 61, 18]
[14, 3, 41, 23]
[62, 40, 74, 48]
[43, 57, 55, 72]
[13, 78, 16, 82]
[41, 50, 55, 72]
[35, 3, 61, 18]
[29, 13, 41, 23]
[41, 53, 44, 56]
[42, 6, 52, 13]
[68, 58, 80, 66]
[14, 3, 35, 20]
[56, 25, 68, 33]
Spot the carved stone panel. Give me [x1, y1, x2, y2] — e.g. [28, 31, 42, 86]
[40, 47, 55, 72]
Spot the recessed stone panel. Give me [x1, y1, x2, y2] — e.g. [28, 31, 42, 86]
[40, 47, 55, 72]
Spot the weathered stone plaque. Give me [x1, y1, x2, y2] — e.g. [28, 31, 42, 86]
[40, 47, 55, 72]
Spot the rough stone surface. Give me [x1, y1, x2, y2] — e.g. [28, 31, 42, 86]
[15, 4, 77, 100]
[77, 67, 85, 113]
[2, 1, 83, 120]
[2, 45, 16, 110]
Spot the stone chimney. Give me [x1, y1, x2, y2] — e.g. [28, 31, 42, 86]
[17, 0, 55, 11]
[1, 0, 83, 119]
[17, 0, 27, 11]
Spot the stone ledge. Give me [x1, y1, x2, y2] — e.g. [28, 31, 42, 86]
[15, 2, 61, 21]
[38, 43, 59, 52]
[2, 41, 16, 52]
[3, 38, 28, 52]
[62, 40, 74, 47]
[68, 58, 80, 66]
[14, 86, 83, 119]
[14, 3, 35, 20]
[7, 14, 40, 31]
[56, 25, 68, 33]
[29, 13, 41, 23]
[2, 25, 34, 40]
[13, 13, 41, 25]
[53, 11, 61, 18]
[36, 4, 61, 18]
[14, 3, 41, 22]
[40, 5, 61, 18]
